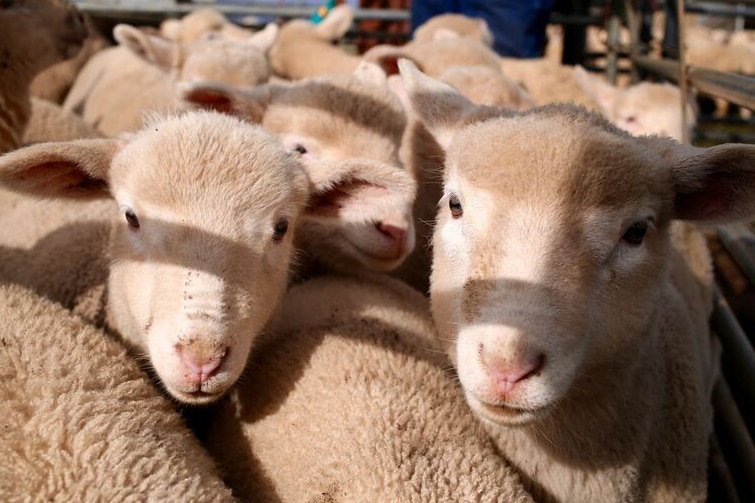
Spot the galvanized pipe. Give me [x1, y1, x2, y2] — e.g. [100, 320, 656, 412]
[632, 55, 755, 111]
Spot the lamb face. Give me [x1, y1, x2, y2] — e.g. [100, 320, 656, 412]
[262, 78, 415, 272]
[430, 111, 675, 426]
[0, 111, 309, 404]
[180, 71, 417, 275]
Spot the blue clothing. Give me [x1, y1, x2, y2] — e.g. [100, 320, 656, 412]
[411, 0, 555, 58]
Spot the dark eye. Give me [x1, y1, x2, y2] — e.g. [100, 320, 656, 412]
[124, 209, 140, 230]
[273, 217, 289, 242]
[449, 194, 463, 218]
[622, 220, 648, 246]
[292, 144, 307, 155]
[0, 0, 13, 9]
[624, 115, 637, 124]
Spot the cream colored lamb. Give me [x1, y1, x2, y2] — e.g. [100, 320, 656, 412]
[0, 111, 310, 405]
[0, 283, 235, 501]
[200, 273, 534, 502]
[179, 63, 417, 279]
[499, 57, 600, 110]
[399, 59, 755, 502]
[0, 0, 87, 154]
[573, 65, 696, 142]
[411, 12, 494, 46]
[63, 22, 277, 136]
[23, 97, 102, 144]
[268, 4, 360, 79]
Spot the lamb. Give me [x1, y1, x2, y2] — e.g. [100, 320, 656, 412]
[399, 59, 755, 502]
[178, 63, 417, 279]
[0, 282, 236, 501]
[0, 0, 88, 154]
[573, 65, 696, 142]
[267, 4, 361, 80]
[0, 111, 310, 405]
[63, 22, 278, 136]
[23, 97, 102, 144]
[437, 64, 536, 109]
[411, 12, 494, 46]
[499, 57, 600, 110]
[198, 273, 535, 502]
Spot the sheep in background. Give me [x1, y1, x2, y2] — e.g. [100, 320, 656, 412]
[411, 12, 494, 46]
[0, 0, 88, 154]
[399, 59, 755, 502]
[499, 57, 600, 110]
[268, 4, 367, 80]
[179, 63, 417, 280]
[23, 97, 102, 144]
[437, 64, 536, 109]
[0, 111, 310, 405]
[63, 22, 278, 136]
[199, 273, 534, 503]
[0, 283, 236, 501]
[573, 65, 696, 142]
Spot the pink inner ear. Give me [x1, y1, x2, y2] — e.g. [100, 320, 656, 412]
[306, 180, 386, 217]
[13, 161, 107, 199]
[675, 176, 733, 222]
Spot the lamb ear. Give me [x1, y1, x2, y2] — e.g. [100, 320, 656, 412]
[0, 139, 120, 200]
[303, 159, 416, 221]
[114, 23, 177, 72]
[177, 80, 271, 123]
[397, 58, 481, 150]
[644, 137, 755, 223]
[353, 61, 387, 87]
[246, 22, 279, 53]
[573, 65, 617, 115]
[314, 4, 354, 40]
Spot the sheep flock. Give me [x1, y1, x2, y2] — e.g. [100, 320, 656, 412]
[1, 1, 755, 502]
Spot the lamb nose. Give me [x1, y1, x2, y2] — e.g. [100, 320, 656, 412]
[486, 354, 545, 394]
[376, 221, 406, 247]
[179, 348, 226, 384]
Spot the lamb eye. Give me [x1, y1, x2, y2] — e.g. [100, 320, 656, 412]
[624, 115, 637, 124]
[292, 144, 307, 155]
[0, 0, 13, 8]
[449, 194, 463, 218]
[273, 217, 289, 242]
[622, 220, 648, 246]
[124, 209, 140, 230]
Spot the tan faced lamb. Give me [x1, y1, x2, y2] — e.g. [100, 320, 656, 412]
[179, 63, 417, 279]
[0, 0, 87, 153]
[267, 4, 360, 80]
[0, 111, 310, 405]
[0, 283, 236, 501]
[400, 59, 755, 502]
[411, 12, 494, 46]
[62, 22, 278, 136]
[199, 273, 534, 503]
[573, 65, 696, 142]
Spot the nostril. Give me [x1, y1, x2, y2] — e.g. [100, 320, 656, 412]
[178, 347, 227, 384]
[376, 221, 406, 245]
[485, 352, 545, 394]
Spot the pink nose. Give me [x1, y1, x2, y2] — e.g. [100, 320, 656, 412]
[376, 222, 406, 251]
[179, 349, 226, 385]
[485, 353, 545, 395]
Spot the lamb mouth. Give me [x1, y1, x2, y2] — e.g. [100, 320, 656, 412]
[472, 398, 547, 426]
